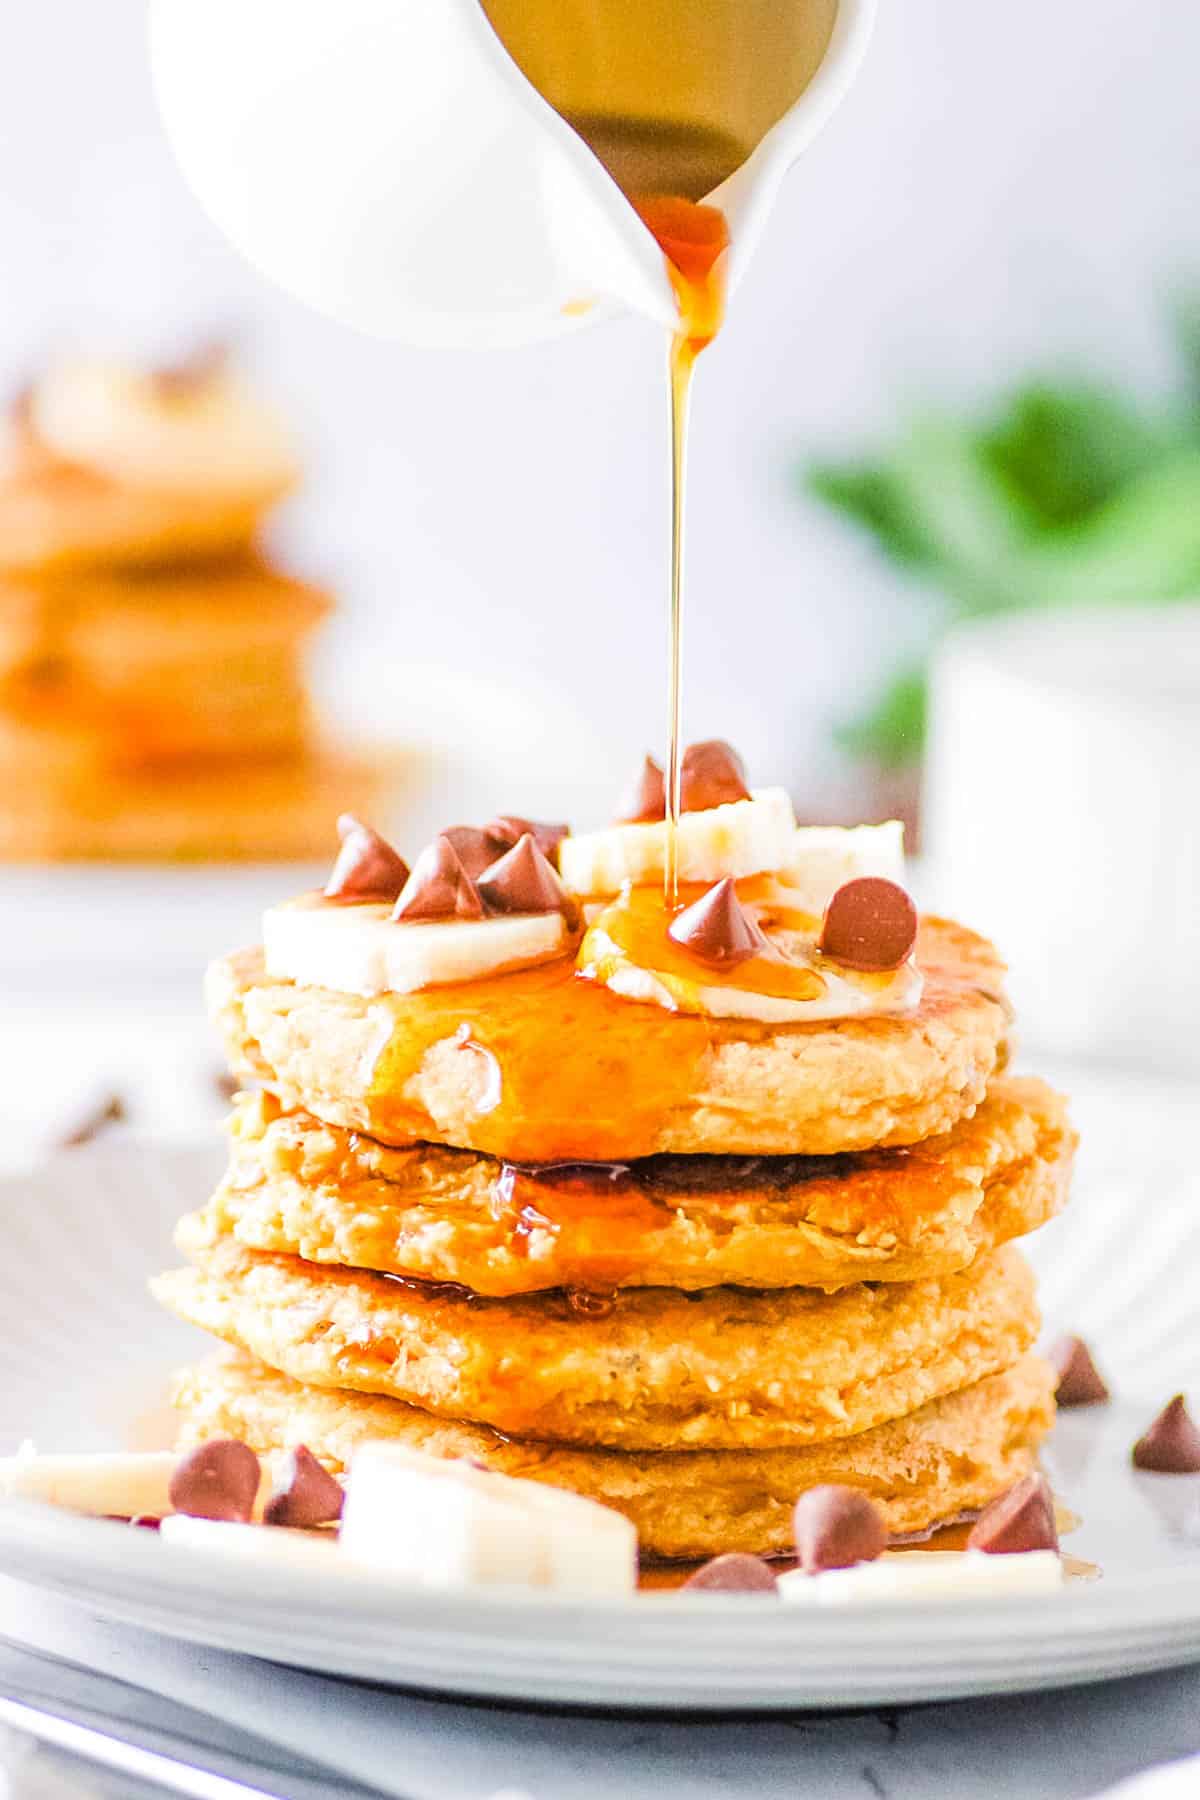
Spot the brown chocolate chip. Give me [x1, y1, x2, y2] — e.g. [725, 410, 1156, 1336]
[485, 816, 570, 866]
[616, 756, 666, 824]
[967, 1473, 1059, 1555]
[679, 740, 751, 813]
[169, 1439, 260, 1523]
[478, 833, 572, 918]
[442, 825, 503, 879]
[57, 1091, 127, 1149]
[262, 1446, 344, 1529]
[794, 1484, 887, 1574]
[1132, 1396, 1200, 1473]
[392, 835, 485, 922]
[819, 877, 918, 972]
[324, 814, 410, 903]
[668, 877, 768, 968]
[682, 1553, 778, 1593]
[1048, 1335, 1110, 1408]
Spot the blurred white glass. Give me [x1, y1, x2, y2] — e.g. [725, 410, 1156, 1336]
[924, 605, 1200, 1074]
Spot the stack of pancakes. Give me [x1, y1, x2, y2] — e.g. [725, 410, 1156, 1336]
[0, 353, 388, 860]
[156, 900, 1075, 1561]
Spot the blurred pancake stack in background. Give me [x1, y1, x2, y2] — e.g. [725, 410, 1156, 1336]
[0, 348, 392, 861]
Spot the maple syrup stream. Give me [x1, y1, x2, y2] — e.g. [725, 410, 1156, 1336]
[632, 197, 731, 904]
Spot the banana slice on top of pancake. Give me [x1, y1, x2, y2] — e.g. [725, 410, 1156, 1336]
[264, 817, 579, 996]
[579, 873, 923, 1025]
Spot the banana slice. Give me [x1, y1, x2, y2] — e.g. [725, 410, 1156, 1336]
[339, 1443, 636, 1595]
[779, 822, 906, 913]
[160, 1514, 337, 1563]
[0, 1446, 178, 1517]
[263, 894, 572, 996]
[578, 882, 922, 1024]
[559, 788, 796, 896]
[778, 1549, 1063, 1607]
[30, 354, 300, 499]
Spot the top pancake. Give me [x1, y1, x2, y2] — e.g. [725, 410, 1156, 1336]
[208, 916, 1011, 1160]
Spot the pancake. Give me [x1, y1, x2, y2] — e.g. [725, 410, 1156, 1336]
[0, 746, 407, 863]
[0, 452, 274, 575]
[0, 660, 313, 769]
[153, 1236, 1037, 1451]
[173, 1350, 1056, 1559]
[203, 1077, 1071, 1295]
[207, 916, 1011, 1161]
[0, 556, 330, 677]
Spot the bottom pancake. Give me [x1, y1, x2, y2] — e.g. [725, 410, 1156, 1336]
[172, 1350, 1055, 1560]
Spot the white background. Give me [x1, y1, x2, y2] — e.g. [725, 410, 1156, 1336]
[1, 0, 1197, 805]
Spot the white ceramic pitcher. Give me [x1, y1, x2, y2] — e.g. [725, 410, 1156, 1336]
[148, 0, 875, 349]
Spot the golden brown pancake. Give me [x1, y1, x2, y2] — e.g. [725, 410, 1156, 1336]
[203, 1077, 1071, 1295]
[0, 746, 407, 863]
[0, 451, 276, 575]
[208, 917, 1011, 1161]
[154, 1235, 1037, 1451]
[173, 1350, 1056, 1559]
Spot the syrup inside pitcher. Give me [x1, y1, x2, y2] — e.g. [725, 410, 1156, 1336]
[479, 0, 839, 200]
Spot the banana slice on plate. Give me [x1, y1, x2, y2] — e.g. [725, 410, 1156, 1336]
[30, 354, 300, 498]
[339, 1443, 636, 1595]
[263, 894, 573, 996]
[578, 879, 922, 1024]
[559, 788, 796, 896]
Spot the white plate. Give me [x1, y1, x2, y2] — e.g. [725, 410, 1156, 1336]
[1, 1072, 1199, 1711]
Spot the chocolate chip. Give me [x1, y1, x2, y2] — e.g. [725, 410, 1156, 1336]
[478, 833, 573, 918]
[262, 1445, 344, 1529]
[442, 825, 502, 879]
[683, 1553, 778, 1593]
[213, 1069, 239, 1104]
[57, 1091, 127, 1149]
[1048, 1335, 1110, 1407]
[967, 1473, 1059, 1554]
[615, 756, 666, 823]
[794, 1484, 887, 1573]
[485, 816, 570, 866]
[1132, 1395, 1200, 1473]
[679, 740, 751, 812]
[169, 1439, 260, 1523]
[324, 814, 410, 902]
[392, 835, 485, 922]
[668, 877, 768, 968]
[819, 877, 918, 972]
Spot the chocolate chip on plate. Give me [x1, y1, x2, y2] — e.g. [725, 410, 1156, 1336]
[263, 1445, 344, 1529]
[683, 1553, 778, 1593]
[819, 877, 918, 972]
[1132, 1396, 1200, 1473]
[967, 1473, 1059, 1555]
[794, 1484, 887, 1574]
[1048, 1334, 1110, 1407]
[168, 1439, 261, 1523]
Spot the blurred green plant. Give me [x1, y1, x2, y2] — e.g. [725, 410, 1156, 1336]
[806, 301, 1200, 768]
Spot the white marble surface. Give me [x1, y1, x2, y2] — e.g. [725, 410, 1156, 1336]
[0, 1576, 1198, 1800]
